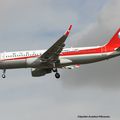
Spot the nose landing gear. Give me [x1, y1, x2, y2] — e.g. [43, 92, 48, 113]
[2, 69, 6, 78]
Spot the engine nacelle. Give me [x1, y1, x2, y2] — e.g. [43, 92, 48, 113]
[31, 68, 52, 77]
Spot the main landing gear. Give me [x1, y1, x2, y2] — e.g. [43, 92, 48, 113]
[55, 72, 60, 79]
[53, 63, 60, 79]
[53, 68, 60, 79]
[2, 69, 6, 78]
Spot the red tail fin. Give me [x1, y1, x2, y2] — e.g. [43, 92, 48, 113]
[105, 28, 120, 51]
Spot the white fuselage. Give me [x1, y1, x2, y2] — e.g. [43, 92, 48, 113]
[0, 46, 119, 69]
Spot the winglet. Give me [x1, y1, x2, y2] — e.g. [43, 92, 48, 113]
[64, 25, 72, 36]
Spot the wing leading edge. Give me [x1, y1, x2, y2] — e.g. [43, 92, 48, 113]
[40, 25, 72, 62]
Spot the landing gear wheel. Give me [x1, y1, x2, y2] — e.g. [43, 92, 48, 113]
[2, 74, 6, 78]
[55, 73, 60, 79]
[2, 69, 6, 78]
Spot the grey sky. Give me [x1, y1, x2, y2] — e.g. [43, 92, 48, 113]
[0, 0, 120, 120]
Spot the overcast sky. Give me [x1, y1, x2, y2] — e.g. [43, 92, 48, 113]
[0, 0, 120, 120]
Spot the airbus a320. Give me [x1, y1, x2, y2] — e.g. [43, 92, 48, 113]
[0, 25, 120, 79]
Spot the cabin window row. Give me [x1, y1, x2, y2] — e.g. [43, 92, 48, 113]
[5, 53, 42, 58]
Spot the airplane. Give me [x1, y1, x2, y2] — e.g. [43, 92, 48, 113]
[0, 25, 120, 79]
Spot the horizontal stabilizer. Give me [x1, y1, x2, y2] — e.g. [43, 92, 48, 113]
[63, 64, 80, 69]
[115, 47, 120, 51]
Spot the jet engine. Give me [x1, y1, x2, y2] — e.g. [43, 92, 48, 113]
[31, 68, 52, 77]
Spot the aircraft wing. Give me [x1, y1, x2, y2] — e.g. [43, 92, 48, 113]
[40, 25, 72, 62]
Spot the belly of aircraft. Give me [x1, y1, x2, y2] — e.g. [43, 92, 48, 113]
[0, 59, 26, 69]
[60, 52, 119, 65]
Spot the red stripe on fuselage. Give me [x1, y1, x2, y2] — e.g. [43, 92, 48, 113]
[60, 47, 102, 56]
[1, 46, 113, 61]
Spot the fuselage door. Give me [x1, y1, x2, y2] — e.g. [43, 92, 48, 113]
[1, 52, 5, 61]
[0, 52, 5, 68]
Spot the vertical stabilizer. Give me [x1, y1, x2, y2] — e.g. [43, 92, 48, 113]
[105, 28, 120, 51]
